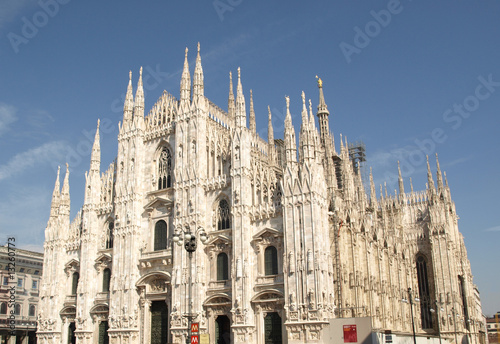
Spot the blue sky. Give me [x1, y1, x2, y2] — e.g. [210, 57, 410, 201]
[0, 0, 498, 315]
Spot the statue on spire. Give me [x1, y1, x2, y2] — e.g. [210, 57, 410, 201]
[316, 75, 323, 88]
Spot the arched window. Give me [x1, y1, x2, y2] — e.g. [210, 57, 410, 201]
[71, 272, 79, 295]
[0, 302, 7, 314]
[14, 304, 21, 315]
[102, 268, 111, 293]
[217, 199, 231, 230]
[158, 147, 172, 190]
[154, 220, 168, 251]
[416, 255, 433, 329]
[265, 246, 278, 275]
[105, 222, 114, 249]
[217, 253, 229, 281]
[29, 305, 36, 317]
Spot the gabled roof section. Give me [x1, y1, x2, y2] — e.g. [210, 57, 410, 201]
[64, 259, 79, 270]
[64, 259, 80, 275]
[252, 227, 282, 241]
[144, 196, 173, 211]
[95, 252, 112, 264]
[205, 232, 232, 246]
[145, 90, 178, 128]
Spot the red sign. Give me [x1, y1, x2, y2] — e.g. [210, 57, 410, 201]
[343, 324, 357, 343]
[191, 335, 199, 344]
[191, 323, 199, 333]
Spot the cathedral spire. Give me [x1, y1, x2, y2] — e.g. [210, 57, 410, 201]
[228, 71, 235, 121]
[235, 67, 246, 128]
[309, 98, 320, 155]
[301, 91, 309, 128]
[59, 163, 70, 217]
[193, 42, 204, 99]
[316, 76, 331, 147]
[284, 95, 297, 163]
[299, 91, 313, 161]
[123, 71, 134, 127]
[134, 67, 144, 121]
[370, 167, 377, 208]
[90, 119, 100, 172]
[410, 177, 414, 194]
[50, 166, 61, 217]
[308, 99, 316, 131]
[285, 95, 292, 130]
[249, 89, 256, 134]
[435, 153, 444, 190]
[180, 47, 191, 104]
[267, 106, 274, 144]
[426, 155, 435, 192]
[398, 161, 404, 195]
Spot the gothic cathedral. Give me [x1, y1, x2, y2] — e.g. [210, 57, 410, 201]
[38, 44, 484, 344]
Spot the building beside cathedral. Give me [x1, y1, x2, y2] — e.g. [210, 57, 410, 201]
[37, 44, 486, 344]
[1, 246, 43, 344]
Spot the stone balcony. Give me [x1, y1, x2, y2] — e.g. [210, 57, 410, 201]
[255, 274, 284, 288]
[207, 280, 231, 293]
[94, 292, 110, 304]
[139, 249, 173, 272]
[64, 294, 77, 306]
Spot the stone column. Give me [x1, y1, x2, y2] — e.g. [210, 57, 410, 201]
[61, 318, 69, 344]
[255, 305, 262, 344]
[142, 299, 151, 344]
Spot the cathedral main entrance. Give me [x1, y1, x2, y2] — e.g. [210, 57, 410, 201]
[264, 312, 282, 344]
[215, 315, 231, 344]
[150, 301, 168, 344]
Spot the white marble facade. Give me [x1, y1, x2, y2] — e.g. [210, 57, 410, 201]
[37, 44, 484, 344]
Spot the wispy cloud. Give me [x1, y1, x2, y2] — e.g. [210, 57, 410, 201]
[367, 145, 419, 176]
[444, 156, 470, 168]
[0, 141, 67, 181]
[26, 109, 55, 129]
[0, 185, 49, 247]
[368, 145, 470, 175]
[0, 0, 38, 30]
[0, 103, 18, 136]
[484, 226, 500, 232]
